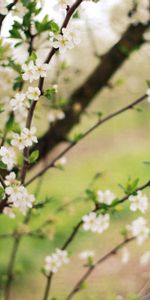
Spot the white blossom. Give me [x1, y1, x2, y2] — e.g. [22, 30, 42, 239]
[11, 133, 26, 150]
[47, 109, 65, 123]
[79, 250, 95, 260]
[14, 106, 28, 128]
[0, 1, 8, 15]
[97, 190, 116, 205]
[82, 212, 98, 232]
[22, 61, 38, 82]
[10, 93, 26, 111]
[140, 251, 150, 266]
[12, 1, 28, 17]
[44, 249, 69, 275]
[35, 59, 48, 78]
[129, 191, 148, 213]
[0, 146, 16, 170]
[26, 87, 41, 101]
[21, 127, 38, 147]
[22, 60, 48, 82]
[5, 184, 35, 215]
[96, 214, 110, 234]
[130, 0, 150, 25]
[11, 127, 38, 150]
[50, 27, 80, 54]
[127, 217, 150, 245]
[82, 212, 110, 234]
[55, 156, 67, 168]
[121, 247, 130, 264]
[5, 172, 18, 186]
[146, 88, 150, 103]
[3, 207, 16, 219]
[55, 249, 70, 265]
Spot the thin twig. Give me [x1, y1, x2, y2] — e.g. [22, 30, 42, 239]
[26, 94, 147, 186]
[43, 179, 150, 300]
[65, 237, 135, 300]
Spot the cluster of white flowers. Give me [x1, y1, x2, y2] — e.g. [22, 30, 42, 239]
[121, 247, 130, 264]
[22, 60, 48, 82]
[47, 109, 65, 124]
[82, 212, 110, 234]
[10, 87, 41, 127]
[12, 1, 28, 17]
[0, 1, 8, 15]
[127, 217, 150, 245]
[97, 190, 116, 205]
[10, 87, 41, 110]
[50, 27, 81, 54]
[0, 38, 12, 64]
[44, 249, 69, 274]
[129, 191, 149, 213]
[130, 0, 150, 25]
[3, 207, 16, 219]
[3, 172, 35, 217]
[11, 127, 38, 150]
[146, 88, 150, 102]
[140, 251, 150, 266]
[79, 250, 95, 261]
[26, 87, 41, 101]
[10, 93, 27, 111]
[14, 106, 28, 128]
[0, 146, 16, 170]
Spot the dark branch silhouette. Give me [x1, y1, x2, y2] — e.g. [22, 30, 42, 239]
[33, 22, 149, 164]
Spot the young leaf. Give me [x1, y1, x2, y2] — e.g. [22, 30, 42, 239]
[0, 161, 7, 170]
[29, 150, 39, 164]
[0, 186, 5, 200]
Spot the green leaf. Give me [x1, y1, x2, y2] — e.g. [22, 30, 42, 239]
[50, 20, 60, 33]
[0, 161, 7, 170]
[0, 104, 4, 113]
[120, 177, 139, 195]
[79, 280, 88, 290]
[5, 114, 14, 132]
[72, 133, 83, 143]
[146, 80, 150, 88]
[8, 59, 22, 74]
[86, 256, 93, 267]
[29, 51, 37, 63]
[73, 11, 80, 19]
[44, 88, 57, 100]
[13, 76, 23, 91]
[35, 15, 59, 33]
[0, 186, 5, 200]
[85, 189, 97, 203]
[29, 150, 39, 164]
[119, 46, 129, 56]
[120, 227, 128, 238]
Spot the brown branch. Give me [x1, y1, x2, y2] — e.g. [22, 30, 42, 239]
[20, 0, 84, 185]
[33, 22, 149, 164]
[26, 94, 147, 186]
[65, 237, 135, 300]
